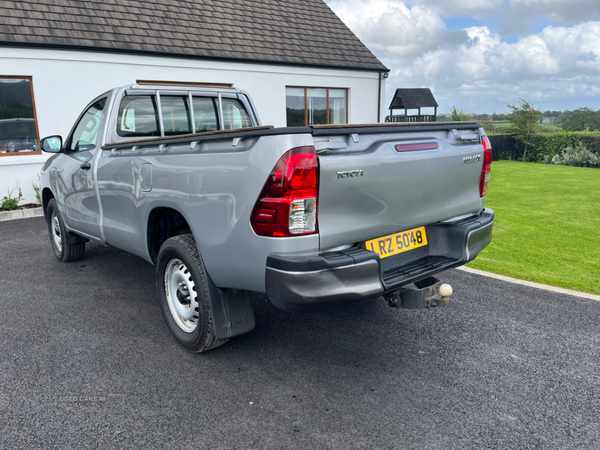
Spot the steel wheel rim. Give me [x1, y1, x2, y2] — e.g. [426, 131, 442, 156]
[164, 258, 200, 333]
[51, 212, 62, 252]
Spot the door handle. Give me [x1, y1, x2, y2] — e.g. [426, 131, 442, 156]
[80, 161, 91, 170]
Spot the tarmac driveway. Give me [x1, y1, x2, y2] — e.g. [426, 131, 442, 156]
[1, 216, 599, 449]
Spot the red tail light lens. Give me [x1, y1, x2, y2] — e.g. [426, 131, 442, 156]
[480, 136, 492, 197]
[395, 142, 439, 152]
[251, 146, 318, 237]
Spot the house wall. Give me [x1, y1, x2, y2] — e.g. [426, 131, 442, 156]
[0, 47, 383, 203]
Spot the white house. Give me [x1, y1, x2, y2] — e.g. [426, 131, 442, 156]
[0, 0, 388, 203]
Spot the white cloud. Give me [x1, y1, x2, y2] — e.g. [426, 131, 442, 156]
[540, 22, 600, 73]
[327, 0, 600, 112]
[328, 0, 462, 57]
[502, 0, 600, 33]
[412, 0, 600, 32]
[417, 0, 502, 11]
[510, 0, 590, 6]
[494, 34, 560, 75]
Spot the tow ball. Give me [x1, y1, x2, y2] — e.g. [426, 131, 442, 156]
[384, 277, 453, 310]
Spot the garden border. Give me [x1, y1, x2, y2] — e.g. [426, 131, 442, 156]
[0, 207, 43, 222]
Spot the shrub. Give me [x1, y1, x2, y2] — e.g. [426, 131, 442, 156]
[33, 175, 41, 204]
[551, 142, 600, 168]
[1, 185, 22, 211]
[448, 106, 472, 121]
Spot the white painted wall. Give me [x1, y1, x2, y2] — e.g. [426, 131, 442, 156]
[0, 47, 384, 203]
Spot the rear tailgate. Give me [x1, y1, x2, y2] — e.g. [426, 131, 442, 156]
[314, 122, 486, 252]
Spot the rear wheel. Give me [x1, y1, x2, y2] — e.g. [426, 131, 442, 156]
[46, 198, 85, 262]
[156, 234, 227, 353]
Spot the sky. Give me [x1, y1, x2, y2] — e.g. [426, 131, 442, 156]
[326, 0, 600, 115]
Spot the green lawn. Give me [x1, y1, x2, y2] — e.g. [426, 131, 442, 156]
[467, 161, 600, 295]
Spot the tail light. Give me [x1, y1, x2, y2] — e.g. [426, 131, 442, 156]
[480, 136, 492, 197]
[251, 146, 318, 237]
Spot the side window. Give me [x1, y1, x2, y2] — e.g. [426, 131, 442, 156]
[70, 98, 106, 152]
[0, 76, 41, 156]
[192, 97, 220, 132]
[222, 99, 251, 130]
[161, 96, 192, 136]
[117, 96, 160, 137]
[285, 87, 348, 126]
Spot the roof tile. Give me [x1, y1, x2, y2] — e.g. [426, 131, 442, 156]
[0, 0, 386, 71]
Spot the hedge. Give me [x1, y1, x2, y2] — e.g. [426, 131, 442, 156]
[499, 132, 600, 162]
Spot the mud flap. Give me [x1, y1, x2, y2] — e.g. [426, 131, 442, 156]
[384, 277, 451, 310]
[64, 231, 89, 245]
[207, 279, 255, 340]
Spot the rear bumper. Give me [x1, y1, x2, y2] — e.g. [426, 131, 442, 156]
[266, 209, 494, 311]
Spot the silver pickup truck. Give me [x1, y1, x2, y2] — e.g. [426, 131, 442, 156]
[40, 83, 494, 352]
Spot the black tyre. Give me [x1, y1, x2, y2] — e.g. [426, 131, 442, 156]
[156, 234, 227, 353]
[46, 198, 85, 262]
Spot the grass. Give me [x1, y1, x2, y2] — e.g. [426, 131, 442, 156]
[467, 161, 600, 295]
[490, 121, 563, 133]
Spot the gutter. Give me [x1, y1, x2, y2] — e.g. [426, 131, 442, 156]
[0, 41, 390, 74]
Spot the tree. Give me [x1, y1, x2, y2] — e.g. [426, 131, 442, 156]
[473, 113, 491, 121]
[505, 99, 541, 161]
[561, 107, 600, 132]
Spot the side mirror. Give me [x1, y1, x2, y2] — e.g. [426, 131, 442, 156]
[41, 136, 63, 153]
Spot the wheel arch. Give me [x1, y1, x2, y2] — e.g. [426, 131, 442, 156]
[42, 188, 55, 221]
[147, 207, 193, 264]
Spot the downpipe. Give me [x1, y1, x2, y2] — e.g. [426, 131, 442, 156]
[377, 70, 389, 123]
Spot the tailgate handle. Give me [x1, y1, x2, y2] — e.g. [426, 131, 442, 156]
[451, 129, 479, 141]
[314, 140, 348, 152]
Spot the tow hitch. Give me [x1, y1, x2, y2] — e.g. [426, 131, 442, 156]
[384, 277, 453, 310]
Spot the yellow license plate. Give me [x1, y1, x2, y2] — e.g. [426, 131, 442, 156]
[365, 226, 428, 259]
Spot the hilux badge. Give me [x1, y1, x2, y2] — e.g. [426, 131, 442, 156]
[463, 155, 481, 164]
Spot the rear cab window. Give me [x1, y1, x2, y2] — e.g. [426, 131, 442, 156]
[193, 97, 220, 132]
[161, 96, 192, 136]
[116, 91, 252, 139]
[222, 99, 251, 130]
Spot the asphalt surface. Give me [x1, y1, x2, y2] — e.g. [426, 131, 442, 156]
[1, 216, 599, 450]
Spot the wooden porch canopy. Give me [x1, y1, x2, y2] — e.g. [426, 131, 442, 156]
[388, 88, 438, 116]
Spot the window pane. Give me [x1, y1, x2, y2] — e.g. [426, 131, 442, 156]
[192, 97, 220, 132]
[0, 78, 39, 154]
[70, 99, 106, 152]
[329, 89, 347, 125]
[161, 96, 192, 136]
[222, 99, 251, 130]
[286, 87, 305, 127]
[307, 88, 327, 125]
[117, 96, 160, 137]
